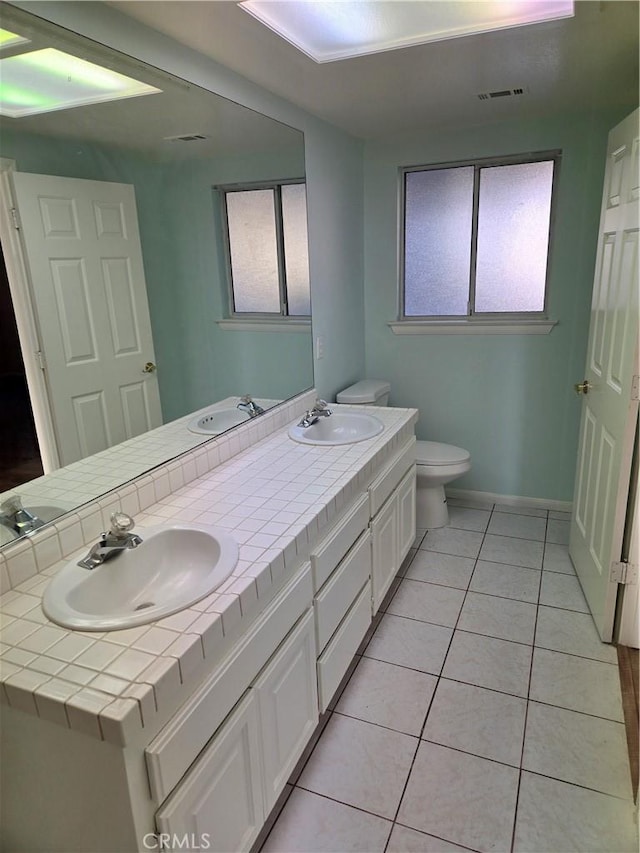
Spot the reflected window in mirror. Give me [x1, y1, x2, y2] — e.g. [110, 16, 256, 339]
[0, 3, 314, 545]
[220, 181, 310, 318]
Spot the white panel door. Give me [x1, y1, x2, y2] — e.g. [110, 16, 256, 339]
[570, 109, 639, 642]
[12, 172, 162, 466]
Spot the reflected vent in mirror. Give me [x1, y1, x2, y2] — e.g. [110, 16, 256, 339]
[477, 87, 526, 100]
[163, 132, 208, 142]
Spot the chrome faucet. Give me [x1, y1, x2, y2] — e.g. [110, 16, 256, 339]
[297, 399, 332, 428]
[0, 496, 45, 536]
[237, 395, 265, 418]
[78, 512, 143, 570]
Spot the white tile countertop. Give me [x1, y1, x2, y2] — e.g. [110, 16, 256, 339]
[0, 396, 280, 520]
[0, 404, 417, 748]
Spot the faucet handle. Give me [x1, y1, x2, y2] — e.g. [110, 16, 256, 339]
[314, 399, 329, 410]
[1, 495, 23, 514]
[239, 394, 253, 403]
[109, 512, 136, 538]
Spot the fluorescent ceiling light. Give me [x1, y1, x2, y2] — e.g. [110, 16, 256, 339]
[0, 48, 161, 117]
[0, 27, 31, 51]
[239, 0, 575, 63]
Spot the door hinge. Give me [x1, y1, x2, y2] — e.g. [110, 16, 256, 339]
[35, 350, 46, 371]
[632, 375, 639, 401]
[610, 560, 638, 585]
[10, 207, 20, 230]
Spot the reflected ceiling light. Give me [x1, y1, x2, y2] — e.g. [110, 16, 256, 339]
[0, 27, 31, 51]
[239, 1, 574, 63]
[0, 48, 161, 117]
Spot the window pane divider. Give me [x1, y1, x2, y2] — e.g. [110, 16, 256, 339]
[274, 186, 287, 317]
[467, 164, 481, 316]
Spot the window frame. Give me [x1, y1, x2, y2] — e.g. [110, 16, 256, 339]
[217, 178, 310, 322]
[397, 150, 561, 329]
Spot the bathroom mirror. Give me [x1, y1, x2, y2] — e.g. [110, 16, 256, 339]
[0, 5, 313, 545]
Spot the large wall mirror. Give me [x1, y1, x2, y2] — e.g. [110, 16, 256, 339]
[0, 4, 313, 546]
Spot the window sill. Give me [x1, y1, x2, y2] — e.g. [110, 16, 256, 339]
[217, 319, 311, 333]
[388, 319, 557, 336]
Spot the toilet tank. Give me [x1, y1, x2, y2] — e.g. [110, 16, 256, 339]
[336, 379, 391, 406]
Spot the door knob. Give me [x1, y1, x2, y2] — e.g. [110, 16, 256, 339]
[142, 362, 157, 374]
[574, 379, 591, 395]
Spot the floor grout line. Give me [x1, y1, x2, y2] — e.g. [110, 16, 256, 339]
[259, 509, 631, 853]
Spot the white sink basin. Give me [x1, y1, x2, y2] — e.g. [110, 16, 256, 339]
[42, 523, 239, 631]
[188, 408, 249, 435]
[288, 412, 384, 446]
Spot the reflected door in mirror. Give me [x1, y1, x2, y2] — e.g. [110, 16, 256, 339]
[12, 172, 162, 466]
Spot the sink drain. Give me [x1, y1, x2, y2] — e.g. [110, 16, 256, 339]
[133, 602, 154, 611]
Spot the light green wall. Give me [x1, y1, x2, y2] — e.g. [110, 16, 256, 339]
[14, 1, 366, 403]
[1, 127, 312, 421]
[363, 110, 627, 501]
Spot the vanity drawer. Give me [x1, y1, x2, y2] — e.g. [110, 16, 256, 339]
[310, 493, 369, 591]
[369, 436, 416, 516]
[316, 581, 371, 713]
[146, 564, 313, 804]
[315, 530, 371, 653]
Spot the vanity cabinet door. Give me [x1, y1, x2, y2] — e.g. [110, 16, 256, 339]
[156, 691, 264, 853]
[254, 609, 318, 813]
[397, 466, 417, 564]
[371, 492, 399, 614]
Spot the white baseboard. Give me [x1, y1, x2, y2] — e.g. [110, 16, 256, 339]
[445, 487, 572, 514]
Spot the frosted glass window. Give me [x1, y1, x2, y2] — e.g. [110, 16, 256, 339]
[401, 154, 557, 320]
[404, 167, 474, 316]
[226, 189, 281, 313]
[223, 182, 310, 318]
[475, 161, 554, 312]
[282, 183, 311, 315]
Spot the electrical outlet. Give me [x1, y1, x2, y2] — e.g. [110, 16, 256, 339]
[315, 335, 325, 360]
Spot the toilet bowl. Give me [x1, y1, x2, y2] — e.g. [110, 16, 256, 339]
[415, 441, 471, 528]
[336, 380, 471, 529]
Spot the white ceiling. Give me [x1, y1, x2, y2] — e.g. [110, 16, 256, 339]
[109, 0, 639, 139]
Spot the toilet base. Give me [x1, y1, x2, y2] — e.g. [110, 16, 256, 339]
[417, 484, 449, 529]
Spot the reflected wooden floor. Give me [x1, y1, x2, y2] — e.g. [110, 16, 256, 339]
[0, 376, 43, 492]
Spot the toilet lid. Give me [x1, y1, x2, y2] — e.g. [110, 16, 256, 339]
[415, 440, 470, 466]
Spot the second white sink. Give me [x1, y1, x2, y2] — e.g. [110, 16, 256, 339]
[43, 523, 239, 631]
[188, 408, 249, 435]
[288, 411, 384, 446]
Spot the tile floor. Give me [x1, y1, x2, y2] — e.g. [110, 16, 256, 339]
[257, 500, 638, 853]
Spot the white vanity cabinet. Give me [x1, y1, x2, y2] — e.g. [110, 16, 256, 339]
[370, 446, 417, 614]
[254, 609, 318, 813]
[0, 406, 419, 853]
[156, 610, 318, 852]
[155, 690, 264, 852]
[310, 494, 373, 712]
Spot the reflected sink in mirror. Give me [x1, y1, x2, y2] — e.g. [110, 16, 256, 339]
[188, 408, 249, 435]
[42, 524, 239, 631]
[288, 412, 384, 446]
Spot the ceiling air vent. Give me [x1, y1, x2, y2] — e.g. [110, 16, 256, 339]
[163, 133, 208, 142]
[478, 87, 526, 101]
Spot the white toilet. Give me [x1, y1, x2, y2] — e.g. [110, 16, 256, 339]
[336, 380, 471, 528]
